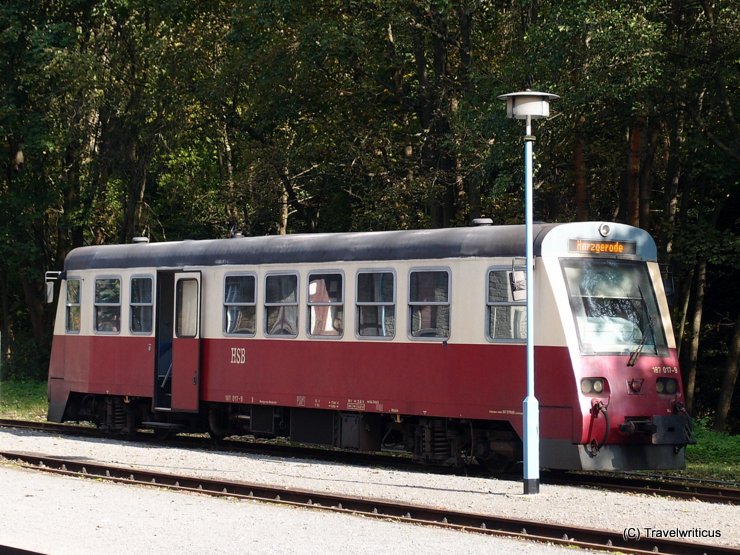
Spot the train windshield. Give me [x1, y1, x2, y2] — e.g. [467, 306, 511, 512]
[561, 258, 667, 356]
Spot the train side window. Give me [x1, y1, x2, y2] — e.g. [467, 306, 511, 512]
[356, 271, 395, 338]
[175, 278, 199, 338]
[130, 277, 153, 334]
[409, 270, 450, 339]
[224, 274, 256, 336]
[94, 277, 121, 333]
[307, 273, 343, 337]
[487, 268, 526, 341]
[65, 279, 81, 333]
[265, 274, 298, 337]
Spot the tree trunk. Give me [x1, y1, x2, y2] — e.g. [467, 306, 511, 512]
[278, 187, 289, 236]
[625, 124, 641, 226]
[714, 312, 740, 431]
[639, 123, 659, 230]
[682, 258, 707, 413]
[675, 265, 694, 355]
[21, 279, 46, 346]
[0, 272, 8, 363]
[662, 115, 683, 259]
[458, 3, 476, 221]
[458, 1, 472, 91]
[431, 12, 454, 227]
[119, 141, 150, 244]
[411, 7, 459, 228]
[412, 27, 431, 130]
[221, 119, 239, 234]
[57, 139, 84, 264]
[574, 115, 588, 220]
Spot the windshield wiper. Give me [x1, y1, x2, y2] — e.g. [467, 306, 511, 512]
[627, 314, 654, 366]
[627, 286, 655, 367]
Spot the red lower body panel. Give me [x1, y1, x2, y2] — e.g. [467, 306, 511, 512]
[48, 334, 689, 469]
[199, 339, 578, 440]
[49, 335, 154, 397]
[49, 334, 578, 440]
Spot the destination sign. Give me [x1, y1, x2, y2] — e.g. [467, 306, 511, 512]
[568, 239, 637, 255]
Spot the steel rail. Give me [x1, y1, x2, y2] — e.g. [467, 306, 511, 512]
[2, 419, 738, 506]
[1, 450, 737, 555]
[544, 471, 740, 505]
[0, 418, 419, 468]
[0, 419, 102, 437]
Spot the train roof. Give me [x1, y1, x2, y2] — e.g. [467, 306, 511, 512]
[62, 222, 654, 271]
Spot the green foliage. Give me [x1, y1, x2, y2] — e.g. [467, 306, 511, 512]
[0, 380, 47, 420]
[1, 336, 49, 382]
[0, 0, 736, 400]
[688, 416, 740, 462]
[684, 417, 740, 481]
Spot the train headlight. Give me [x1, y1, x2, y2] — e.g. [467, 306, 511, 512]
[581, 378, 606, 395]
[581, 379, 593, 394]
[656, 378, 678, 395]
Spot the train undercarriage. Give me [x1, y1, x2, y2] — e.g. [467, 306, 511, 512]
[59, 392, 523, 471]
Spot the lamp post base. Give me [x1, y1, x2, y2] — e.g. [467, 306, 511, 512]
[523, 395, 540, 494]
[523, 479, 540, 495]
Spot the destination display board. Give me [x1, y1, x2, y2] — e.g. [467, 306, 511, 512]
[568, 239, 637, 255]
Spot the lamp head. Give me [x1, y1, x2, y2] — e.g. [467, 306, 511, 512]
[497, 90, 559, 120]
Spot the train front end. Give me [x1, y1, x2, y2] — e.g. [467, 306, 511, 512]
[539, 222, 694, 471]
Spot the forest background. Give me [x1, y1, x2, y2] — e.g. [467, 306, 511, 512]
[1, 1, 738, 431]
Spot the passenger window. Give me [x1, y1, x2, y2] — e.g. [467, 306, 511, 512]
[224, 275, 256, 335]
[65, 279, 81, 333]
[308, 273, 343, 337]
[95, 278, 121, 333]
[265, 274, 298, 336]
[487, 268, 526, 341]
[175, 278, 199, 338]
[409, 270, 450, 339]
[130, 277, 153, 334]
[357, 271, 395, 338]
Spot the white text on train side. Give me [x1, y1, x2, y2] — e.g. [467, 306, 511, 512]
[230, 347, 246, 364]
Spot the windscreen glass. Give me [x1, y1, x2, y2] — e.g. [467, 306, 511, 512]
[561, 259, 667, 355]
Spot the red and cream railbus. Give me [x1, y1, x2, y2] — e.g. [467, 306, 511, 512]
[46, 221, 693, 471]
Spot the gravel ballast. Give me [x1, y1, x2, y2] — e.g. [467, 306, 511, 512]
[0, 428, 736, 553]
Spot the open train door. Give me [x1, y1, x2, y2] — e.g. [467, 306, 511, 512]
[171, 271, 201, 412]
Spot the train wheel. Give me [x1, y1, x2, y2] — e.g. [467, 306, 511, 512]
[124, 409, 138, 439]
[208, 429, 226, 442]
[208, 406, 232, 441]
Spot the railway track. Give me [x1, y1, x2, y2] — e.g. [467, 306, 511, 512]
[1, 450, 737, 555]
[544, 470, 740, 505]
[1, 418, 738, 506]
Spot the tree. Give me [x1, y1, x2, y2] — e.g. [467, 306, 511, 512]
[0, 0, 736, 430]
[715, 313, 740, 431]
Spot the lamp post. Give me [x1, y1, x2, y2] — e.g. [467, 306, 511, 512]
[497, 90, 558, 495]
